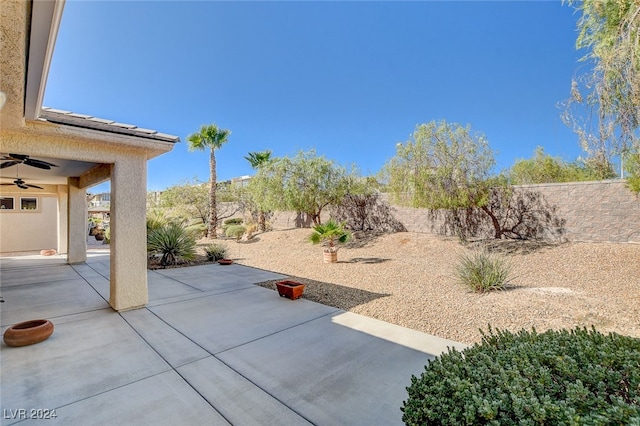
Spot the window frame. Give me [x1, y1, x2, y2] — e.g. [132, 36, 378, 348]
[0, 196, 15, 211]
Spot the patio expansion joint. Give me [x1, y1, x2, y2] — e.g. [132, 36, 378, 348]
[117, 307, 231, 423]
[148, 269, 203, 293]
[212, 308, 341, 357]
[120, 304, 325, 425]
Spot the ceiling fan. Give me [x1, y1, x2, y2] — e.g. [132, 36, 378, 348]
[1, 153, 59, 170]
[1, 177, 43, 190]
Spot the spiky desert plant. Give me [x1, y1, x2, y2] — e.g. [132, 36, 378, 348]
[456, 249, 513, 292]
[147, 222, 196, 266]
[205, 243, 228, 261]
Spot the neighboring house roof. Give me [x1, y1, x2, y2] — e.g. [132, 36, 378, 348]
[41, 107, 180, 143]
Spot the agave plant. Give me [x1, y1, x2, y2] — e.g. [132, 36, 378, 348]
[147, 221, 196, 266]
[308, 219, 350, 253]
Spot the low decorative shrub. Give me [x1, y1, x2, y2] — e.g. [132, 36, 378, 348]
[147, 222, 196, 266]
[103, 227, 111, 244]
[185, 222, 207, 239]
[402, 327, 640, 425]
[455, 249, 512, 292]
[222, 217, 244, 233]
[224, 217, 244, 226]
[205, 243, 227, 261]
[225, 224, 246, 241]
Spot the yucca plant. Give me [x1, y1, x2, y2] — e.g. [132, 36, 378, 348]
[205, 243, 227, 261]
[455, 249, 512, 292]
[147, 222, 196, 266]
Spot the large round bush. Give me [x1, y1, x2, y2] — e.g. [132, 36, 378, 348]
[402, 327, 640, 425]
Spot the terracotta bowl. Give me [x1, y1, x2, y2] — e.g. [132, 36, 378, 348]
[218, 259, 234, 265]
[40, 249, 56, 256]
[3, 319, 54, 347]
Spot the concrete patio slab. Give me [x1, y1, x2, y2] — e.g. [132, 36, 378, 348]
[120, 308, 210, 368]
[148, 285, 341, 354]
[1, 310, 170, 422]
[178, 356, 312, 426]
[0, 276, 108, 326]
[154, 263, 287, 293]
[0, 264, 81, 288]
[146, 270, 203, 301]
[216, 310, 443, 425]
[1, 254, 467, 426]
[44, 371, 229, 426]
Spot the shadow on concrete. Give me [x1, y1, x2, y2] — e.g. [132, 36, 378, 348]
[255, 276, 390, 311]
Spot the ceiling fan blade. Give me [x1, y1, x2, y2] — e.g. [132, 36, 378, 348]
[26, 184, 44, 189]
[17, 184, 29, 189]
[8, 153, 28, 161]
[0, 183, 15, 186]
[0, 161, 19, 169]
[23, 159, 52, 170]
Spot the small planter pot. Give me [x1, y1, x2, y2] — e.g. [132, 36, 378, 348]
[276, 280, 305, 300]
[3, 319, 54, 347]
[40, 249, 56, 256]
[218, 259, 234, 265]
[323, 251, 338, 263]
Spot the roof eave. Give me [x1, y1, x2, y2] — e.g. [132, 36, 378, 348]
[24, 0, 65, 120]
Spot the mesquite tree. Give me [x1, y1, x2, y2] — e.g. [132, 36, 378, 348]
[384, 120, 507, 239]
[248, 150, 363, 226]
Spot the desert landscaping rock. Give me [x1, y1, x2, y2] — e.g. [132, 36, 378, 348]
[195, 229, 640, 344]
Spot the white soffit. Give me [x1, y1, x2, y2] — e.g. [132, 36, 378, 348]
[24, 0, 65, 120]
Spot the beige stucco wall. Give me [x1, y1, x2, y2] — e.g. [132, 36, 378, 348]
[0, 0, 176, 312]
[0, 191, 58, 252]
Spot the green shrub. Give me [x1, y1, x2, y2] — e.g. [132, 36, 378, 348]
[146, 212, 168, 233]
[147, 222, 196, 266]
[402, 327, 640, 425]
[185, 222, 207, 239]
[225, 224, 246, 241]
[205, 243, 227, 261]
[103, 227, 111, 244]
[224, 217, 244, 226]
[455, 249, 512, 292]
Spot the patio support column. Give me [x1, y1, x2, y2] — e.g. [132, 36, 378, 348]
[57, 184, 68, 254]
[67, 177, 87, 263]
[109, 157, 147, 311]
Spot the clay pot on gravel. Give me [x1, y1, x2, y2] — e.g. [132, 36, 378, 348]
[276, 280, 305, 300]
[3, 319, 54, 347]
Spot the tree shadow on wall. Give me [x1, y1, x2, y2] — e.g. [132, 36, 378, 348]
[331, 193, 407, 233]
[428, 188, 566, 247]
[255, 276, 390, 311]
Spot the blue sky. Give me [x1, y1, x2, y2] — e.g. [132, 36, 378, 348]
[43, 1, 593, 192]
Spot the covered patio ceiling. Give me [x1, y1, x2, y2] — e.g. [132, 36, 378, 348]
[0, 153, 100, 186]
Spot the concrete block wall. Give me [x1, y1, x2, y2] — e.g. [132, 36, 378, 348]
[515, 180, 639, 243]
[261, 180, 639, 243]
[384, 180, 639, 243]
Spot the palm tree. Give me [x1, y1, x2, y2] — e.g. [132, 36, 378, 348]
[187, 123, 231, 239]
[244, 150, 272, 168]
[245, 150, 272, 231]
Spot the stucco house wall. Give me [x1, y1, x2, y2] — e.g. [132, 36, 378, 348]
[0, 190, 58, 252]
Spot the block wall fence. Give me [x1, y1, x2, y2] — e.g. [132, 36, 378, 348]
[261, 180, 640, 243]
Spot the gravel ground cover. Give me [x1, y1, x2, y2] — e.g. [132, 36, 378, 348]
[196, 228, 639, 345]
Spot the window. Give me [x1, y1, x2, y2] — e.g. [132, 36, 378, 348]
[20, 197, 37, 210]
[0, 197, 14, 210]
